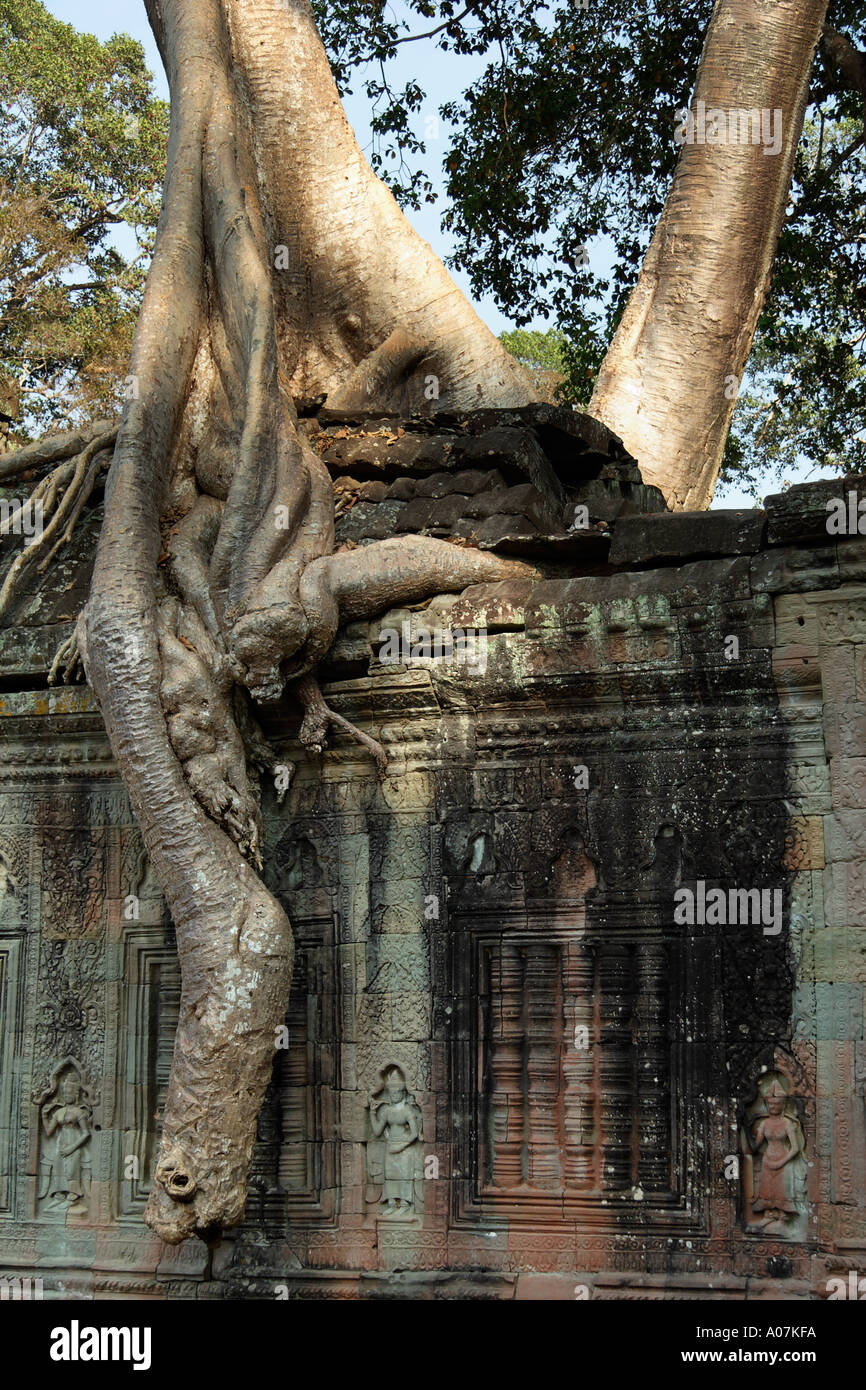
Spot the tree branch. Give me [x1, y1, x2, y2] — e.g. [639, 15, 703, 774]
[821, 24, 866, 171]
[389, 5, 474, 47]
[0, 420, 118, 482]
[822, 24, 866, 105]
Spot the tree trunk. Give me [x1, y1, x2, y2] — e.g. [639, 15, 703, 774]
[204, 0, 537, 411]
[589, 0, 828, 511]
[83, 0, 537, 1243]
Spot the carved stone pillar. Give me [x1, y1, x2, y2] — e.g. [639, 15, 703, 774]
[278, 966, 310, 1193]
[487, 941, 526, 1189]
[561, 939, 597, 1190]
[598, 944, 634, 1190]
[524, 942, 562, 1190]
[635, 944, 671, 1193]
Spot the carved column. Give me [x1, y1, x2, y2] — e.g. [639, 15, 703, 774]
[524, 942, 563, 1190]
[278, 964, 310, 1193]
[598, 943, 634, 1190]
[561, 939, 597, 1189]
[634, 944, 671, 1193]
[486, 941, 526, 1189]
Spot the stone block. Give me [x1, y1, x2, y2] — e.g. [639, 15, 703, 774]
[784, 816, 826, 871]
[805, 925, 866, 982]
[609, 509, 765, 566]
[823, 700, 866, 759]
[819, 643, 858, 703]
[449, 580, 532, 632]
[427, 493, 471, 529]
[320, 427, 458, 476]
[515, 1273, 585, 1300]
[475, 513, 540, 544]
[416, 467, 508, 500]
[396, 496, 442, 532]
[786, 759, 832, 813]
[385, 476, 416, 500]
[814, 585, 866, 644]
[824, 809, 866, 863]
[764, 479, 855, 546]
[751, 545, 839, 594]
[824, 861, 866, 929]
[774, 592, 820, 650]
[814, 982, 864, 1040]
[836, 535, 866, 582]
[458, 427, 566, 510]
[817, 1039, 856, 1100]
[790, 867, 824, 931]
[830, 757, 866, 810]
[336, 498, 405, 542]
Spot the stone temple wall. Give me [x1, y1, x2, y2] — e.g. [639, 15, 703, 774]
[0, 410, 865, 1299]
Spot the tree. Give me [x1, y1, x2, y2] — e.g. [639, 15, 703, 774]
[723, 96, 866, 492]
[319, 0, 865, 504]
[82, 0, 535, 1244]
[0, 0, 168, 440]
[588, 0, 829, 508]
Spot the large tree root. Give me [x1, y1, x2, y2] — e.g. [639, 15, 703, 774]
[81, 0, 297, 1244]
[78, 0, 540, 1243]
[289, 535, 540, 678]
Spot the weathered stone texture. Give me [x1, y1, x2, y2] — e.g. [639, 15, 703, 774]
[0, 450, 865, 1297]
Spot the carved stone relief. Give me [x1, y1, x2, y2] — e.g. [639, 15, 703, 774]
[365, 1064, 424, 1220]
[739, 1070, 808, 1241]
[39, 829, 106, 940]
[34, 939, 103, 1089]
[0, 846, 25, 925]
[33, 1057, 93, 1220]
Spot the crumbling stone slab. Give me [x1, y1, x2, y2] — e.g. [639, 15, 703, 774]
[608, 509, 766, 565]
[751, 545, 839, 593]
[765, 476, 866, 547]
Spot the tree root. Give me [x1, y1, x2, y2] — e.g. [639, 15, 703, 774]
[48, 627, 85, 686]
[76, 0, 542, 1245]
[0, 421, 117, 484]
[294, 672, 388, 774]
[158, 598, 263, 865]
[324, 326, 428, 412]
[287, 533, 540, 680]
[0, 429, 116, 623]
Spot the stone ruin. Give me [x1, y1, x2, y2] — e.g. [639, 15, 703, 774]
[0, 404, 864, 1299]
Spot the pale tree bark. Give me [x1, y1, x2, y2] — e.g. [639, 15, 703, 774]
[204, 0, 537, 411]
[75, 0, 538, 1244]
[590, 0, 829, 511]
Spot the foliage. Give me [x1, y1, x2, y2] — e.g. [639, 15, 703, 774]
[0, 0, 168, 442]
[314, 0, 866, 492]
